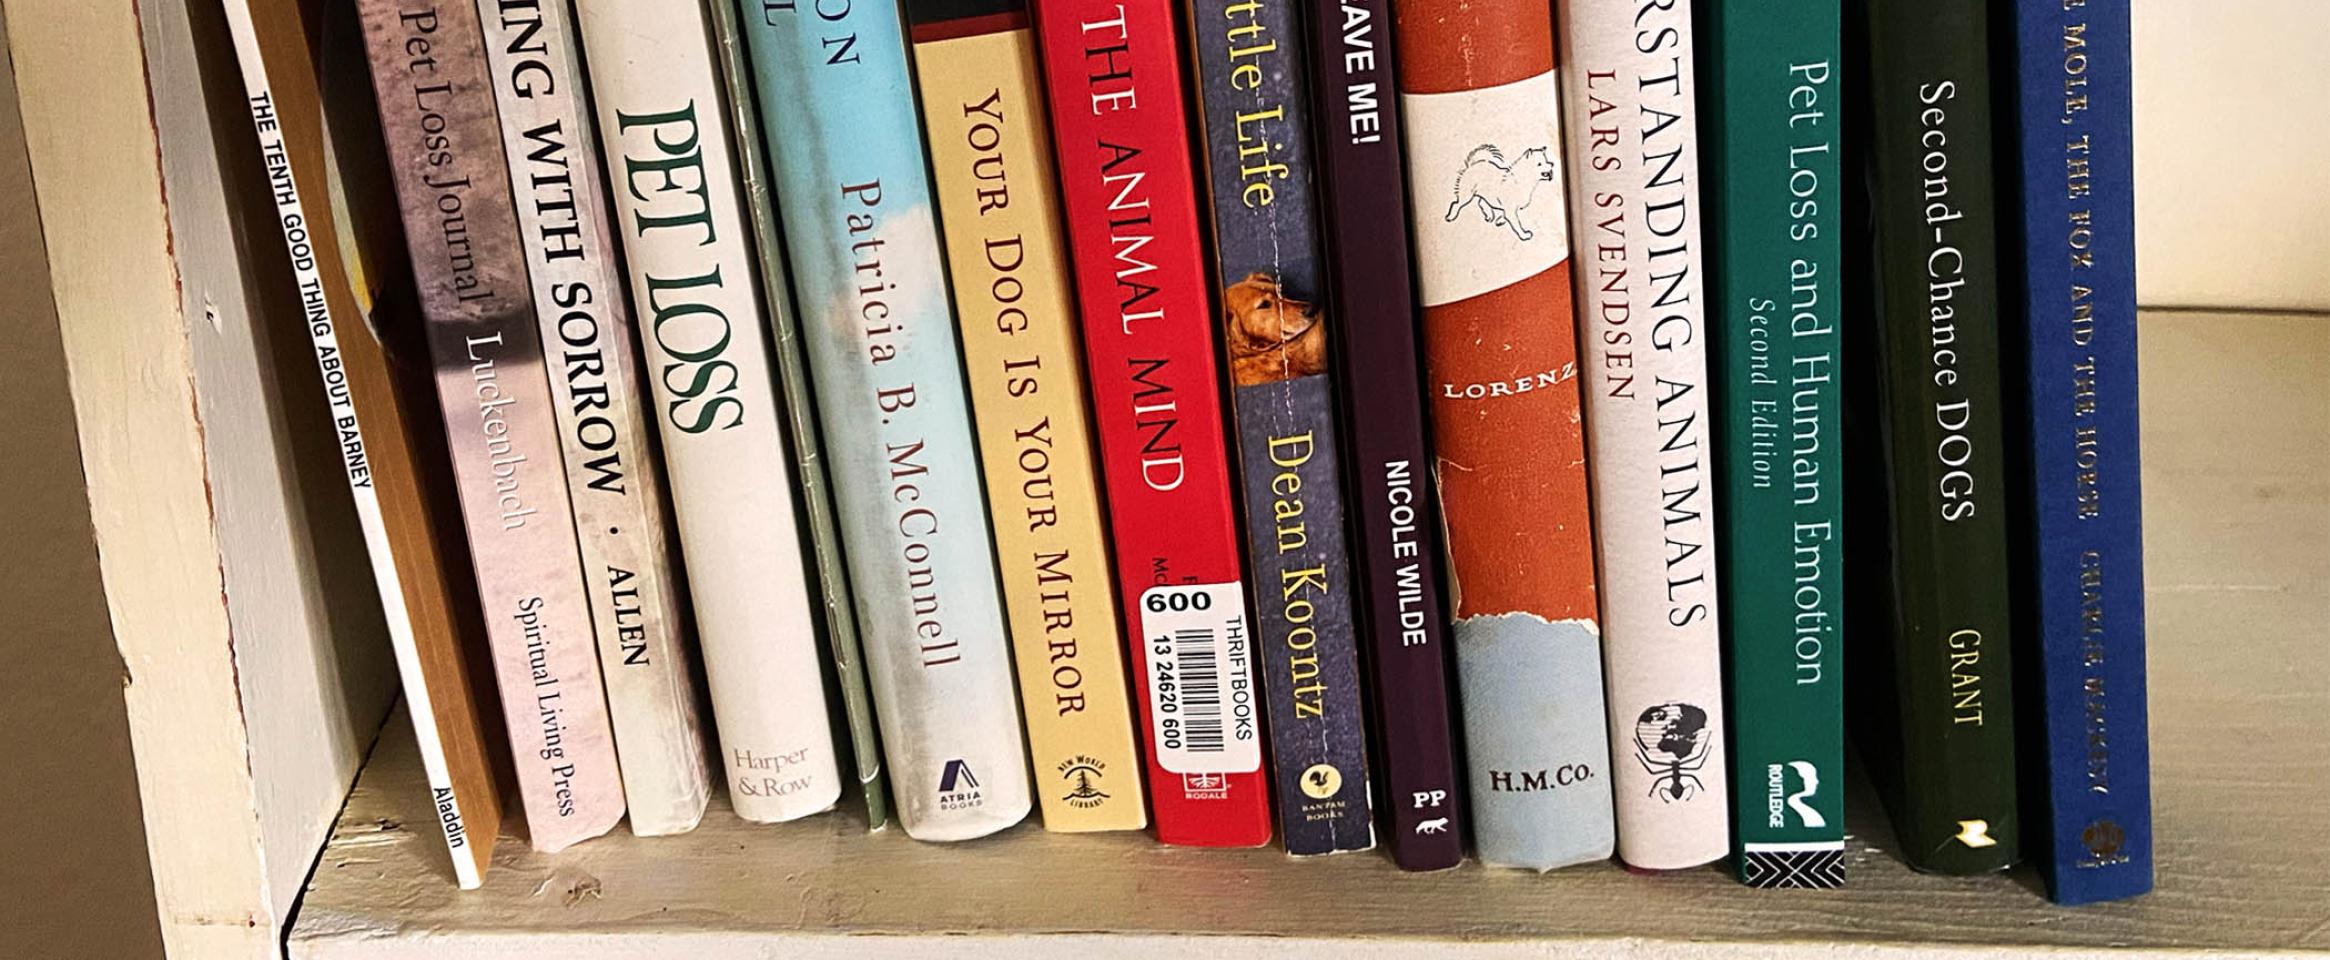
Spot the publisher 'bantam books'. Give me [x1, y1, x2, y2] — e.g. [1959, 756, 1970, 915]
[204, 0, 2150, 903]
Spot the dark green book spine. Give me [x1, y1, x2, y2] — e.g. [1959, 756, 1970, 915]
[1699, 0, 1846, 888]
[1849, 0, 2019, 875]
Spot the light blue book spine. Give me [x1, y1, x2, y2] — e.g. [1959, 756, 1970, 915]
[734, 0, 1032, 841]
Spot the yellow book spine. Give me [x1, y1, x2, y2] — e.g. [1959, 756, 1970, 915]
[914, 23, 1148, 832]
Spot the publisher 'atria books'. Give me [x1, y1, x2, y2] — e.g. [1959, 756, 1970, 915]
[737, 0, 1035, 841]
[906, 0, 1151, 833]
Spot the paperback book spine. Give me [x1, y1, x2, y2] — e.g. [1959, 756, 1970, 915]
[473, 0, 712, 838]
[703, 0, 891, 830]
[571, 0, 846, 823]
[2005, 0, 2150, 905]
[1303, 0, 1465, 871]
[353, 0, 623, 852]
[905, 0, 1150, 833]
[736, 0, 1033, 841]
[221, 0, 505, 886]
[1555, 0, 1730, 871]
[1853, 0, 2020, 875]
[1697, 0, 1847, 889]
[1036, 0, 1274, 847]
[1394, 0, 1614, 870]
[1188, 0, 1375, 856]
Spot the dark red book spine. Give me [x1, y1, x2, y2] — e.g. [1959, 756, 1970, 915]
[1034, 0, 1273, 846]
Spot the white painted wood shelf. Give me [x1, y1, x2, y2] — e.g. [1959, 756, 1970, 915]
[286, 317, 2328, 960]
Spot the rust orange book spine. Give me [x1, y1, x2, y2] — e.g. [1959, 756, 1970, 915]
[1395, 0, 1615, 870]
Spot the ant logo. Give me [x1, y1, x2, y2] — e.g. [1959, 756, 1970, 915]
[1633, 702, 1712, 802]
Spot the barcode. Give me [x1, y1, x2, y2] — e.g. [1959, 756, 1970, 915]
[1173, 628, 1225, 753]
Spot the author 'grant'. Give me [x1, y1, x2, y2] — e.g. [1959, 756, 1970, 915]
[1916, 79, 1981, 523]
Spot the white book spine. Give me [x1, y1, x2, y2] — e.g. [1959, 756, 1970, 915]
[1557, 0, 1732, 870]
[473, 0, 712, 837]
[571, 0, 844, 822]
[216, 0, 485, 889]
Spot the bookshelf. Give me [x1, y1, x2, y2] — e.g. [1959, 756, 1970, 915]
[281, 310, 2329, 959]
[9, 0, 2325, 954]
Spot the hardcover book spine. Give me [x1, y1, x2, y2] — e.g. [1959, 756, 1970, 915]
[2006, 0, 2150, 905]
[1555, 0, 1730, 871]
[353, 0, 623, 852]
[906, 0, 1149, 833]
[1697, 0, 1847, 889]
[571, 0, 846, 824]
[473, 0, 712, 838]
[1035, 0, 1274, 847]
[221, 0, 504, 886]
[1854, 0, 2020, 875]
[1303, 0, 1465, 871]
[1188, 0, 1375, 857]
[737, 0, 1033, 841]
[1393, 0, 1615, 871]
[703, 0, 891, 830]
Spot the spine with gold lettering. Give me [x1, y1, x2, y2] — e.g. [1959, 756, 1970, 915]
[1698, 0, 1847, 889]
[352, 0, 624, 852]
[1846, 0, 2020, 876]
[1188, 0, 1375, 856]
[1036, 0, 1274, 847]
[1395, 0, 1615, 870]
[571, 0, 847, 824]
[2003, 0, 2150, 905]
[906, 0, 1149, 833]
[1555, 0, 1730, 871]
[473, 0, 712, 838]
[222, 0, 506, 885]
[735, 0, 1033, 842]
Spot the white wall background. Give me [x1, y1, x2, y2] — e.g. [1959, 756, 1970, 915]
[2134, 0, 2330, 311]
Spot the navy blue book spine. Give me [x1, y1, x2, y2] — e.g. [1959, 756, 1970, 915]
[2005, 0, 2152, 905]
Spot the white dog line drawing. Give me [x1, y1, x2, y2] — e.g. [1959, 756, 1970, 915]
[1445, 143, 1557, 241]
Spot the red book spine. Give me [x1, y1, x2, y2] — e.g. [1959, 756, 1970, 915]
[1034, 0, 1272, 847]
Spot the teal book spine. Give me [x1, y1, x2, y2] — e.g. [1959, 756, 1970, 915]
[734, 0, 1032, 841]
[1698, 0, 1847, 887]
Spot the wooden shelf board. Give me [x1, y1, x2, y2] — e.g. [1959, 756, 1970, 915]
[288, 311, 2329, 958]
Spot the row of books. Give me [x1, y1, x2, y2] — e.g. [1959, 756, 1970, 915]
[219, 0, 2148, 905]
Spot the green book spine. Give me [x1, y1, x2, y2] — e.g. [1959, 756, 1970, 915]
[704, 0, 892, 831]
[1699, 0, 1846, 888]
[1848, 0, 2019, 875]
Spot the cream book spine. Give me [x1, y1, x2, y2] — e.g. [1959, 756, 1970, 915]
[571, 0, 844, 821]
[473, 0, 713, 837]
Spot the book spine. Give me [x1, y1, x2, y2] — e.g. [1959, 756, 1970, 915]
[571, 0, 846, 824]
[906, 0, 1150, 833]
[220, 0, 502, 886]
[736, 0, 1033, 841]
[702, 0, 892, 831]
[1302, 0, 1465, 871]
[1393, 0, 1615, 871]
[353, 0, 623, 852]
[1187, 0, 1375, 857]
[472, 0, 711, 839]
[2006, 0, 2150, 904]
[1697, 0, 1847, 888]
[1035, 0, 1274, 847]
[1555, 0, 1730, 871]
[1856, 0, 2020, 875]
